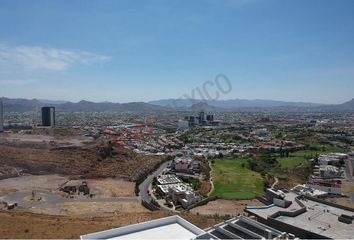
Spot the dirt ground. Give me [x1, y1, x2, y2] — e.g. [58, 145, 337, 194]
[0, 143, 162, 181]
[0, 174, 67, 191]
[326, 197, 354, 208]
[0, 174, 139, 216]
[0, 175, 135, 197]
[0, 210, 223, 239]
[25, 201, 148, 217]
[342, 181, 354, 195]
[190, 199, 263, 216]
[0, 132, 92, 148]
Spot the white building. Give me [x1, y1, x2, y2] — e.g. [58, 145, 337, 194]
[168, 184, 199, 209]
[81, 215, 292, 240]
[80, 215, 205, 240]
[318, 165, 341, 179]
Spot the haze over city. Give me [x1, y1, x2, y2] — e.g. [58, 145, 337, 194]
[1, 0, 354, 104]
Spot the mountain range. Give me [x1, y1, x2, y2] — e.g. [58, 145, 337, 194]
[1, 97, 354, 113]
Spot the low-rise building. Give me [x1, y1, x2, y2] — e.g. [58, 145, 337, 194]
[174, 157, 193, 172]
[81, 215, 294, 240]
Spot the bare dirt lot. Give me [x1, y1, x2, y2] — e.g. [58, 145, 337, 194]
[190, 199, 263, 216]
[0, 132, 92, 148]
[0, 174, 140, 216]
[25, 201, 149, 216]
[0, 210, 223, 239]
[0, 174, 135, 197]
[326, 197, 354, 208]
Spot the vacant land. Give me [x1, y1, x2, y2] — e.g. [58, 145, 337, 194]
[0, 174, 139, 216]
[0, 143, 162, 181]
[190, 199, 263, 216]
[0, 210, 223, 239]
[211, 158, 264, 200]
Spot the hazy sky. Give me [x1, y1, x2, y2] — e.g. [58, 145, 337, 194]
[0, 0, 354, 104]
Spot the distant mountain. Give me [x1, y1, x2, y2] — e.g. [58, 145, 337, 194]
[0, 98, 42, 112]
[315, 98, 354, 112]
[149, 98, 322, 109]
[1, 97, 353, 113]
[0, 97, 168, 112]
[339, 98, 354, 109]
[190, 102, 212, 111]
[37, 99, 69, 104]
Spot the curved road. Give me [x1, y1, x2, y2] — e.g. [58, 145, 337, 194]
[138, 160, 171, 203]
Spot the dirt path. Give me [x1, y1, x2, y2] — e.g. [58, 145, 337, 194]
[271, 177, 279, 189]
[207, 161, 214, 196]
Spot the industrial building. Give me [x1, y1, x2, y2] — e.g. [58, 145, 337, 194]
[41, 106, 55, 127]
[81, 215, 295, 240]
[0, 99, 3, 132]
[246, 189, 354, 239]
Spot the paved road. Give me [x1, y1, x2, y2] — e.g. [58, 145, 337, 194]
[138, 160, 171, 203]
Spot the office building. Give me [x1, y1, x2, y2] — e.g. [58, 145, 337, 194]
[198, 111, 205, 125]
[206, 114, 214, 122]
[41, 106, 55, 127]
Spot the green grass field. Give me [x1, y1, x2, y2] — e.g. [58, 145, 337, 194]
[278, 156, 306, 169]
[211, 158, 264, 200]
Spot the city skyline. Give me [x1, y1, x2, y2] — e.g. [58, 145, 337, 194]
[1, 0, 354, 104]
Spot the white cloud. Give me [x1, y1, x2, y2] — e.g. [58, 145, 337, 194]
[0, 43, 111, 71]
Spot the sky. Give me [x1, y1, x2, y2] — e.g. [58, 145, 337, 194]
[0, 0, 354, 104]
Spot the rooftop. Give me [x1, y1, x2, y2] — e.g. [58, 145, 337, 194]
[80, 216, 205, 240]
[246, 192, 354, 239]
[196, 216, 291, 240]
